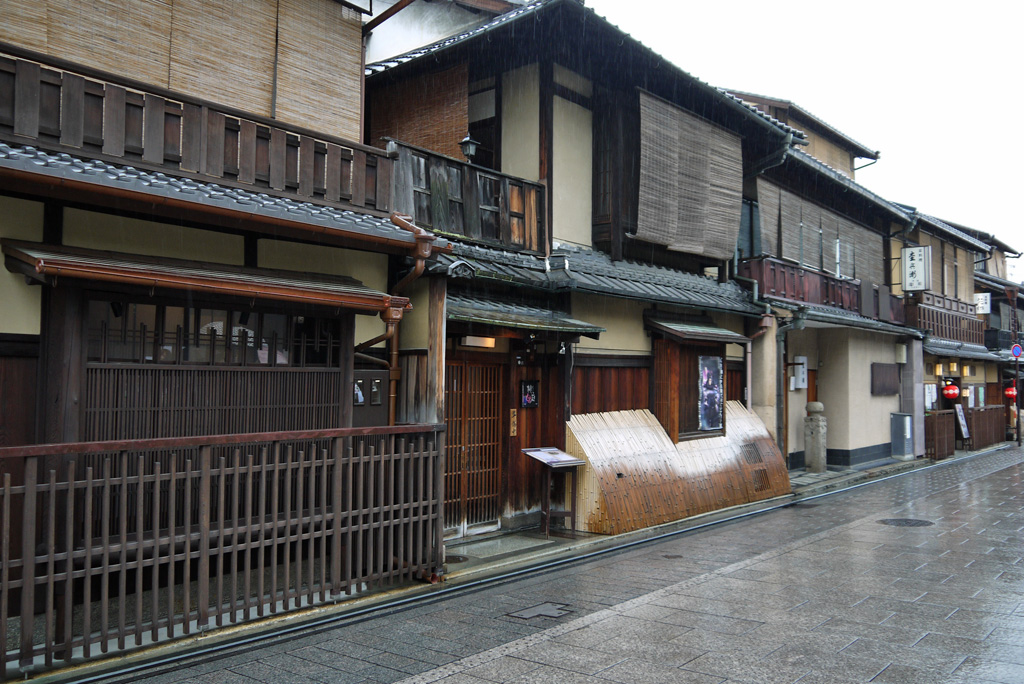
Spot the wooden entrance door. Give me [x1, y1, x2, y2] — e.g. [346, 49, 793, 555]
[445, 361, 503, 536]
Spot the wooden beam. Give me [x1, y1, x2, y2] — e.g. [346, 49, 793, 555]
[363, 0, 416, 35]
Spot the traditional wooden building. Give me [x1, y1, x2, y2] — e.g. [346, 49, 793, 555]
[0, 0, 451, 672]
[364, 0, 795, 536]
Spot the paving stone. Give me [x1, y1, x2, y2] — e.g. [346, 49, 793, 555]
[595, 657, 725, 684]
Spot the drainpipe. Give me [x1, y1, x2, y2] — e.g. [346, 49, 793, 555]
[775, 309, 807, 459]
[352, 213, 436, 426]
[388, 214, 435, 425]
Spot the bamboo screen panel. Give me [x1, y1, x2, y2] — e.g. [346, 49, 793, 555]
[42, 0, 174, 89]
[168, 0, 277, 116]
[276, 0, 362, 140]
[637, 91, 743, 260]
[758, 178, 884, 282]
[755, 178, 780, 256]
[3, 1, 48, 53]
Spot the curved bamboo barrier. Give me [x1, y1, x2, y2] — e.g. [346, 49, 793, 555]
[565, 402, 790, 534]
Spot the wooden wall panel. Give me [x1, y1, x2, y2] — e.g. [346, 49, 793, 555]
[0, 357, 37, 449]
[652, 339, 679, 439]
[506, 358, 565, 516]
[571, 365, 649, 415]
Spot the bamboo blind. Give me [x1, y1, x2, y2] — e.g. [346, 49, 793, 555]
[4, 0, 362, 138]
[757, 178, 885, 284]
[637, 91, 743, 261]
[565, 403, 790, 535]
[46, 0, 174, 88]
[168, 0, 277, 116]
[276, 0, 362, 140]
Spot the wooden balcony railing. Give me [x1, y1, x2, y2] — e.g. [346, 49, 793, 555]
[738, 256, 906, 325]
[0, 45, 391, 214]
[389, 140, 546, 254]
[905, 293, 984, 345]
[0, 425, 444, 677]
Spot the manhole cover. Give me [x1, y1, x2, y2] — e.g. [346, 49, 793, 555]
[446, 554, 469, 563]
[878, 518, 934, 527]
[508, 603, 571, 619]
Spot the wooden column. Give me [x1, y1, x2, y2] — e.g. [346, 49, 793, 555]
[39, 286, 87, 451]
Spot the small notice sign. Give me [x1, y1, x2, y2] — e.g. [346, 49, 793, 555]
[522, 447, 585, 469]
[955, 404, 970, 439]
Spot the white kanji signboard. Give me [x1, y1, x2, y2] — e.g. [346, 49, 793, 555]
[901, 246, 931, 292]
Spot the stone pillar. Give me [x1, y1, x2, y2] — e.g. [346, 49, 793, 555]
[804, 401, 827, 473]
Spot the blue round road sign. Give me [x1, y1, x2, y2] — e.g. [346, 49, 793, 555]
[1013, 344, 1023, 358]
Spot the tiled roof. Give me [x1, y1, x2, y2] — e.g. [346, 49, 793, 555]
[431, 239, 763, 315]
[770, 299, 920, 338]
[447, 292, 604, 337]
[365, 0, 803, 142]
[923, 338, 1002, 362]
[727, 90, 879, 160]
[786, 149, 911, 223]
[974, 270, 1024, 297]
[912, 212, 991, 253]
[0, 143, 446, 253]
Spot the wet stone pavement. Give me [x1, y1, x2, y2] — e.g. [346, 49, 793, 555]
[115, 448, 1024, 684]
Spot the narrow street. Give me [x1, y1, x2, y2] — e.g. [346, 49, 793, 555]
[95, 447, 1024, 684]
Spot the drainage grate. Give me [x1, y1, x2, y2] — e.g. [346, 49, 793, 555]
[508, 603, 571, 619]
[878, 518, 934, 527]
[446, 554, 469, 563]
[663, 554, 683, 559]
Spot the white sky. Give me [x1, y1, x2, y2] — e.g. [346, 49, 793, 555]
[585, 0, 1023, 281]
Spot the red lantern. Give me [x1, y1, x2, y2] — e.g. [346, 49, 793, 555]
[1006, 386, 1019, 400]
[942, 384, 960, 400]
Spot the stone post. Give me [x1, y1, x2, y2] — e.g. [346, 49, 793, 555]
[804, 401, 827, 473]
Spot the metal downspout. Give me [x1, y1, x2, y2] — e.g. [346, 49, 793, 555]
[351, 213, 436, 426]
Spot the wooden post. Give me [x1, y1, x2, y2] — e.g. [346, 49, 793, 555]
[197, 445, 212, 627]
[19, 455, 37, 667]
[427, 277, 447, 425]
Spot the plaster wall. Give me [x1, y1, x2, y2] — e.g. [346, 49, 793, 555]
[501, 64, 540, 182]
[784, 328, 821, 454]
[398, 278, 429, 350]
[364, 0, 487, 64]
[571, 293, 649, 355]
[0, 196, 43, 335]
[815, 328, 900, 453]
[64, 209, 244, 264]
[552, 94, 593, 248]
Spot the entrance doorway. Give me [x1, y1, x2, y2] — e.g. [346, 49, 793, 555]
[444, 361, 503, 537]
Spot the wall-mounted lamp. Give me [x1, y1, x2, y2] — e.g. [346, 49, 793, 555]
[461, 335, 495, 348]
[949, 361, 959, 373]
[459, 134, 479, 163]
[935, 363, 944, 376]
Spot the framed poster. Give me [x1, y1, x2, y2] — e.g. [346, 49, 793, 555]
[698, 356, 723, 431]
[353, 379, 366, 406]
[521, 380, 539, 408]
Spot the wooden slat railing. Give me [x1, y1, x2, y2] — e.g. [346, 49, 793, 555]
[962, 406, 1004, 451]
[924, 410, 955, 460]
[906, 298, 984, 345]
[0, 425, 444, 678]
[738, 256, 906, 324]
[0, 45, 391, 213]
[389, 140, 546, 254]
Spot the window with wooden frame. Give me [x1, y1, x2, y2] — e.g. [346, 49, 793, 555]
[86, 298, 346, 368]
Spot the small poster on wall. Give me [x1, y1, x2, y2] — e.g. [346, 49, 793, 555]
[698, 356, 724, 431]
[520, 380, 539, 408]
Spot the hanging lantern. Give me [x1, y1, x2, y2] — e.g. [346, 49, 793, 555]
[942, 384, 960, 400]
[1006, 386, 1019, 400]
